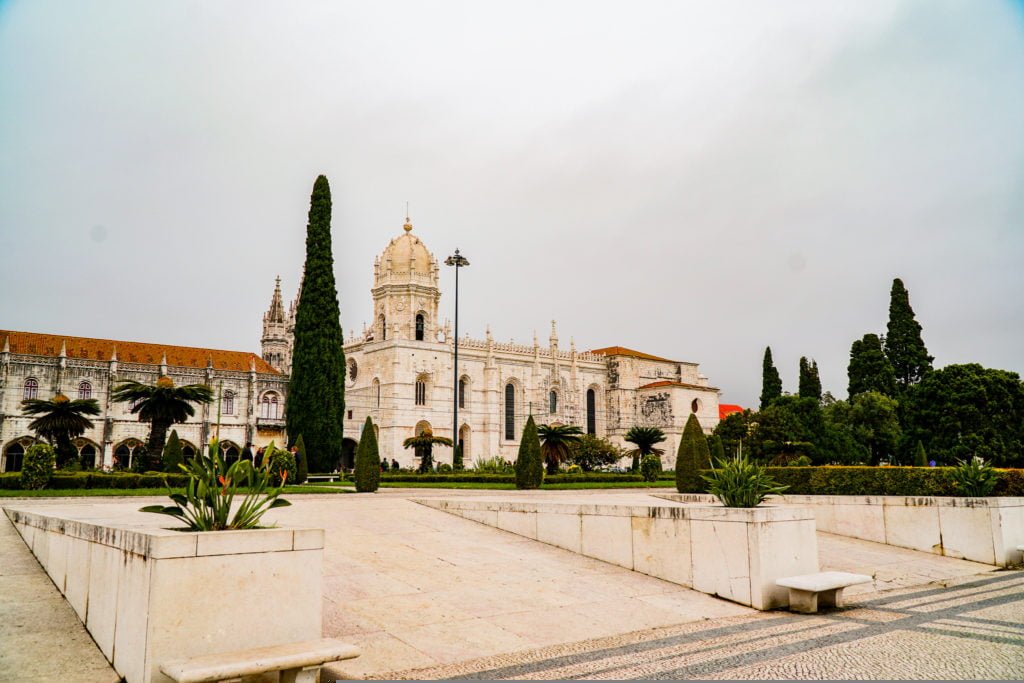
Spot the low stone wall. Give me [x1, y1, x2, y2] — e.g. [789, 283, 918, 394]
[658, 493, 1024, 567]
[4, 505, 324, 683]
[415, 497, 818, 610]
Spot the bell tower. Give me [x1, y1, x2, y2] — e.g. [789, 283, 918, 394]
[370, 217, 441, 342]
[261, 276, 291, 372]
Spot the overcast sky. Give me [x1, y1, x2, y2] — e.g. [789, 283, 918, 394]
[1, 0, 1022, 407]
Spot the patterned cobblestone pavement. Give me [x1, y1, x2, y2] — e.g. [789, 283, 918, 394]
[378, 571, 1024, 680]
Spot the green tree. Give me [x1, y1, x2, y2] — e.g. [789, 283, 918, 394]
[901, 364, 1024, 467]
[623, 426, 666, 472]
[675, 413, 710, 492]
[354, 417, 381, 492]
[848, 333, 896, 399]
[914, 440, 928, 467]
[294, 434, 308, 484]
[162, 430, 184, 473]
[514, 415, 543, 489]
[849, 391, 901, 465]
[20, 393, 101, 467]
[567, 434, 622, 471]
[884, 278, 933, 392]
[760, 346, 783, 408]
[713, 409, 753, 458]
[403, 427, 453, 473]
[287, 175, 346, 473]
[820, 399, 870, 465]
[708, 434, 726, 462]
[111, 377, 213, 457]
[747, 396, 824, 462]
[537, 423, 583, 475]
[798, 357, 822, 401]
[452, 443, 464, 471]
[20, 443, 56, 490]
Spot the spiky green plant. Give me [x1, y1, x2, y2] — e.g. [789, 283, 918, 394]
[624, 426, 666, 472]
[111, 376, 213, 455]
[701, 456, 788, 508]
[950, 456, 997, 497]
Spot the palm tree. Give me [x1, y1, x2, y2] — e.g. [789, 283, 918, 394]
[402, 427, 453, 473]
[624, 426, 666, 472]
[111, 376, 213, 456]
[21, 393, 101, 467]
[537, 423, 583, 475]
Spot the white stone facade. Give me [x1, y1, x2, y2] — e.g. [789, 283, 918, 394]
[0, 334, 288, 472]
[263, 219, 721, 469]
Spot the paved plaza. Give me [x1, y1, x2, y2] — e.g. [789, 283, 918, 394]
[1, 489, 1021, 680]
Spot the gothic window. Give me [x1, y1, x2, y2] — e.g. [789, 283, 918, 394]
[415, 314, 425, 341]
[373, 378, 381, 407]
[505, 383, 516, 440]
[78, 380, 92, 400]
[549, 390, 558, 414]
[223, 390, 235, 415]
[415, 380, 426, 406]
[379, 315, 387, 341]
[586, 389, 596, 435]
[23, 378, 38, 400]
[260, 393, 281, 419]
[458, 377, 467, 409]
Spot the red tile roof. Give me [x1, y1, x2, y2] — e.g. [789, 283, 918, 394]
[0, 330, 279, 374]
[588, 346, 677, 363]
[719, 404, 745, 420]
[638, 380, 710, 391]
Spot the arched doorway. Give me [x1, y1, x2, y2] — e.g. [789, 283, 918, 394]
[341, 438, 358, 471]
[114, 439, 144, 470]
[75, 439, 100, 469]
[2, 438, 33, 472]
[220, 441, 241, 465]
[413, 420, 432, 469]
[458, 424, 471, 464]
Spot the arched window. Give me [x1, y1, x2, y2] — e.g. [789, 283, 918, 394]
[260, 393, 281, 419]
[458, 377, 467, 409]
[549, 390, 558, 414]
[372, 378, 381, 407]
[586, 389, 596, 435]
[23, 378, 38, 400]
[223, 390, 235, 415]
[504, 384, 516, 440]
[379, 314, 387, 341]
[78, 380, 92, 400]
[691, 398, 701, 414]
[415, 380, 426, 406]
[415, 314, 425, 341]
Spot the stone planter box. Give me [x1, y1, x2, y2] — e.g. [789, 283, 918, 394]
[416, 497, 818, 609]
[4, 505, 324, 683]
[658, 493, 1024, 567]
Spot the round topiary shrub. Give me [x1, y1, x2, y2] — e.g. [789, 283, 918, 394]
[267, 450, 297, 487]
[20, 443, 56, 490]
[640, 454, 662, 482]
[437, 463, 453, 474]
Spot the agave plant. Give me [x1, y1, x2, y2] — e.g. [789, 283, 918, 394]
[141, 439, 291, 531]
[701, 456, 788, 508]
[950, 456, 997, 497]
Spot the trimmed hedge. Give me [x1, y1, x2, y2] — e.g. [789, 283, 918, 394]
[369, 473, 651, 484]
[0, 472, 190, 491]
[675, 466, 1024, 497]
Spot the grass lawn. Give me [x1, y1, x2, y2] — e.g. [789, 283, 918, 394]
[314, 480, 676, 490]
[0, 485, 350, 498]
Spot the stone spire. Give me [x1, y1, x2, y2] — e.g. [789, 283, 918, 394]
[264, 276, 286, 325]
[262, 275, 291, 373]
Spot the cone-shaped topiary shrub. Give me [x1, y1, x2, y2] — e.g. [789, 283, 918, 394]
[675, 413, 711, 492]
[295, 434, 309, 484]
[20, 443, 56, 490]
[354, 417, 381, 492]
[515, 415, 543, 489]
[914, 440, 928, 467]
[162, 430, 184, 473]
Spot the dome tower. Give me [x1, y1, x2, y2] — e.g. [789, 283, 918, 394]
[371, 217, 441, 342]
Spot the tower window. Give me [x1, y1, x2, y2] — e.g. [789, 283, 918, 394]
[504, 383, 516, 440]
[549, 390, 558, 414]
[458, 378, 467, 409]
[415, 380, 426, 406]
[586, 388, 596, 435]
[415, 314, 425, 341]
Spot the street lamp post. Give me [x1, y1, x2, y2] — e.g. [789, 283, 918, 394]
[444, 248, 469, 467]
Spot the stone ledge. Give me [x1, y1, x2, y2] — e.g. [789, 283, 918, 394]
[4, 506, 323, 559]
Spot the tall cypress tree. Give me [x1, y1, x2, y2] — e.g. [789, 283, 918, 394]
[848, 333, 896, 399]
[798, 357, 822, 401]
[760, 347, 783, 409]
[884, 278, 933, 393]
[286, 175, 346, 473]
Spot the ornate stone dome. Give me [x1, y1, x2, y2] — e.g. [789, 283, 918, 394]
[375, 219, 437, 285]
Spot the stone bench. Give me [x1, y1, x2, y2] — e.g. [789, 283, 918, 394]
[776, 571, 872, 614]
[161, 638, 360, 683]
